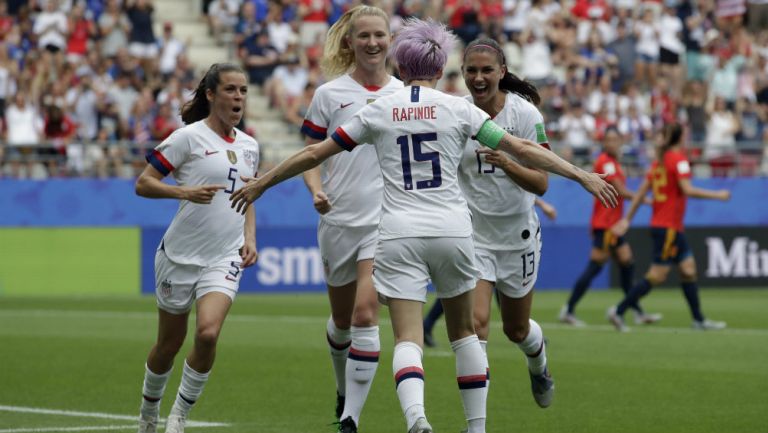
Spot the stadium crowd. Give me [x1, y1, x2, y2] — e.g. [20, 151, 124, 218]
[1, 0, 768, 178]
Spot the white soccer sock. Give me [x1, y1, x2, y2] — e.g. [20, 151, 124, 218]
[326, 317, 351, 396]
[451, 335, 487, 433]
[342, 326, 380, 425]
[479, 340, 489, 389]
[517, 319, 547, 375]
[393, 341, 425, 430]
[139, 364, 172, 419]
[169, 360, 210, 417]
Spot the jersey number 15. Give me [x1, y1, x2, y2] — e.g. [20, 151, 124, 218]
[398, 133, 442, 190]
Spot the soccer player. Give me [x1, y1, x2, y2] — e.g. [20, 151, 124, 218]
[231, 19, 616, 433]
[607, 122, 730, 332]
[134, 63, 260, 433]
[422, 199, 555, 349]
[298, 6, 402, 429]
[560, 126, 661, 326]
[457, 37, 557, 409]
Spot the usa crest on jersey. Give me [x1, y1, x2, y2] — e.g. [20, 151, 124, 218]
[227, 150, 237, 164]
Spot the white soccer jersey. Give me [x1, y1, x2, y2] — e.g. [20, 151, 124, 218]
[301, 74, 403, 227]
[147, 120, 260, 266]
[458, 92, 549, 250]
[333, 85, 490, 240]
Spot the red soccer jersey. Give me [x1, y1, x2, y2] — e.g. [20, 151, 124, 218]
[591, 152, 625, 229]
[647, 149, 691, 231]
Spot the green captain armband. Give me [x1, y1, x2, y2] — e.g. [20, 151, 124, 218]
[474, 120, 506, 150]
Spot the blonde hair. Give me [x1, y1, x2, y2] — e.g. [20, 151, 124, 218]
[320, 5, 390, 78]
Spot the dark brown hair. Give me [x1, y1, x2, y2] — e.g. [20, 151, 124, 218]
[180, 63, 245, 124]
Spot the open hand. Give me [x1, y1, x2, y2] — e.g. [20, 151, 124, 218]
[230, 176, 264, 214]
[582, 172, 618, 208]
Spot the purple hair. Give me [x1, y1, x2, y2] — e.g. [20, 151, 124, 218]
[390, 18, 457, 82]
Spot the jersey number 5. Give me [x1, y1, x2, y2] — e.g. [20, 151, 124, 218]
[398, 133, 442, 190]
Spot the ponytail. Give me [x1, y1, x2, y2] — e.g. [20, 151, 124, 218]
[180, 62, 245, 125]
[658, 122, 683, 159]
[463, 38, 541, 106]
[321, 5, 389, 78]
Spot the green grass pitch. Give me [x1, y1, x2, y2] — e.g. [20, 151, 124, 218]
[0, 289, 765, 432]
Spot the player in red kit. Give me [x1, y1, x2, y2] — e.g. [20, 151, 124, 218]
[607, 123, 730, 332]
[560, 127, 661, 326]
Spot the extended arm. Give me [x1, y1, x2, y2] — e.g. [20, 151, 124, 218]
[240, 205, 258, 267]
[679, 178, 730, 201]
[611, 177, 650, 236]
[476, 123, 618, 207]
[230, 138, 344, 213]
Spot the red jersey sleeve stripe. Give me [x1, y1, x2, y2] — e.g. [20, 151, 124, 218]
[301, 119, 327, 140]
[146, 149, 174, 176]
[331, 127, 358, 151]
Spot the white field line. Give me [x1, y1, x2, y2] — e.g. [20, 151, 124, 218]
[0, 405, 228, 428]
[0, 308, 766, 336]
[0, 425, 136, 432]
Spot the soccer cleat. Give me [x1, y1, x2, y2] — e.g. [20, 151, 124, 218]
[164, 413, 186, 433]
[529, 367, 555, 408]
[558, 305, 586, 326]
[692, 319, 727, 330]
[137, 415, 157, 433]
[407, 417, 433, 433]
[424, 331, 436, 348]
[335, 391, 345, 420]
[633, 311, 663, 325]
[607, 306, 630, 332]
[338, 416, 357, 433]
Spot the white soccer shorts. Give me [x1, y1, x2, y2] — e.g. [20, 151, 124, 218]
[373, 236, 478, 303]
[474, 228, 542, 299]
[318, 220, 378, 287]
[154, 248, 241, 314]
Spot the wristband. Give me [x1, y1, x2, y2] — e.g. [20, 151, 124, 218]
[474, 119, 506, 150]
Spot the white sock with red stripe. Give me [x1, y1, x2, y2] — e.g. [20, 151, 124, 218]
[341, 326, 380, 425]
[517, 319, 546, 375]
[393, 341, 426, 430]
[451, 334, 487, 433]
[326, 317, 351, 397]
[479, 340, 489, 389]
[139, 364, 172, 419]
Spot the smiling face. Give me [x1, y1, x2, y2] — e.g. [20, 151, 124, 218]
[462, 50, 505, 106]
[347, 14, 390, 74]
[206, 71, 247, 129]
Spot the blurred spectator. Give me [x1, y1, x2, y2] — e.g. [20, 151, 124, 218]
[634, 7, 659, 87]
[151, 101, 180, 141]
[234, 1, 261, 47]
[265, 56, 308, 114]
[658, 3, 685, 88]
[0, 43, 18, 119]
[4, 90, 43, 178]
[709, 49, 746, 104]
[157, 22, 186, 79]
[606, 20, 637, 89]
[0, 1, 13, 39]
[126, 0, 158, 72]
[66, 2, 96, 64]
[520, 26, 553, 85]
[108, 72, 139, 128]
[502, 0, 531, 41]
[240, 28, 278, 86]
[587, 74, 618, 120]
[680, 79, 709, 144]
[43, 104, 76, 176]
[98, 0, 131, 59]
[265, 1, 294, 53]
[284, 80, 315, 130]
[705, 95, 739, 175]
[208, 0, 240, 46]
[66, 73, 98, 141]
[445, 0, 481, 45]
[439, 70, 466, 96]
[297, 0, 330, 48]
[33, 0, 68, 70]
[558, 100, 596, 164]
[735, 96, 766, 145]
